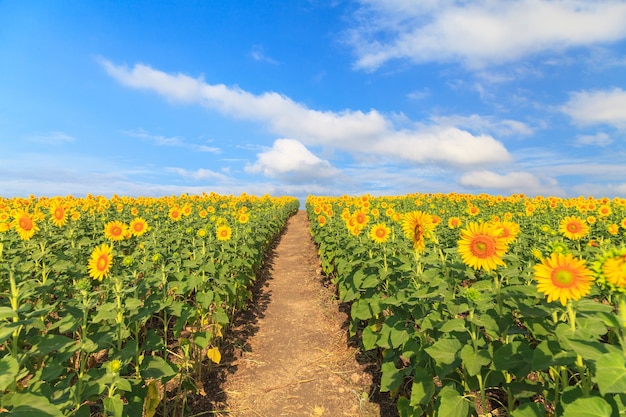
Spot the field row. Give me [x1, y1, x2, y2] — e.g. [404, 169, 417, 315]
[306, 193, 626, 417]
[0, 193, 299, 417]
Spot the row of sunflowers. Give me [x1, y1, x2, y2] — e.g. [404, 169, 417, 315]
[0, 193, 299, 417]
[306, 193, 626, 417]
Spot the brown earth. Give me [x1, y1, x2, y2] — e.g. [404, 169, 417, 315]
[189, 211, 396, 417]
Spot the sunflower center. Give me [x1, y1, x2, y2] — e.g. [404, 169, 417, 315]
[54, 207, 64, 219]
[19, 216, 33, 231]
[470, 236, 495, 258]
[567, 223, 580, 233]
[376, 228, 386, 238]
[112, 226, 122, 236]
[134, 223, 144, 232]
[97, 255, 109, 271]
[414, 224, 424, 240]
[552, 268, 575, 287]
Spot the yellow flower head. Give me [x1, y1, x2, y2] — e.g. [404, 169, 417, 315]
[457, 221, 508, 271]
[534, 252, 594, 305]
[559, 215, 589, 240]
[88, 244, 113, 281]
[369, 223, 391, 244]
[104, 220, 128, 241]
[12, 209, 38, 241]
[216, 224, 232, 241]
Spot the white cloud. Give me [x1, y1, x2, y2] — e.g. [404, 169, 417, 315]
[561, 88, 626, 129]
[28, 131, 76, 144]
[250, 45, 279, 64]
[246, 138, 340, 183]
[431, 114, 534, 136]
[124, 129, 220, 153]
[102, 60, 513, 167]
[166, 167, 232, 182]
[347, 1, 626, 69]
[459, 169, 562, 196]
[575, 132, 612, 147]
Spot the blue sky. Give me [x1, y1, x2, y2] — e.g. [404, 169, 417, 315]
[2, 1, 626, 204]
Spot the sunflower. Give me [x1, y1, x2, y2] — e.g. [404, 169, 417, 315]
[49, 202, 68, 227]
[402, 211, 435, 252]
[238, 213, 250, 224]
[608, 223, 620, 236]
[594, 247, 626, 291]
[369, 223, 390, 244]
[559, 216, 589, 240]
[598, 205, 612, 217]
[12, 209, 38, 241]
[216, 224, 232, 241]
[534, 252, 594, 305]
[88, 244, 113, 281]
[169, 206, 182, 221]
[104, 220, 128, 241]
[318, 215, 327, 226]
[447, 217, 462, 229]
[492, 220, 520, 246]
[129, 217, 149, 237]
[457, 222, 507, 271]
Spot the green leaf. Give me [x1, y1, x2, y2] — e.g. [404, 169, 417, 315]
[4, 392, 65, 417]
[510, 402, 546, 417]
[0, 355, 19, 391]
[595, 352, 626, 395]
[440, 318, 467, 333]
[425, 338, 462, 366]
[380, 360, 405, 393]
[361, 325, 380, 351]
[460, 344, 491, 376]
[437, 384, 469, 417]
[0, 306, 18, 320]
[351, 299, 372, 321]
[140, 355, 177, 380]
[532, 339, 576, 370]
[103, 395, 124, 417]
[562, 396, 613, 417]
[410, 368, 435, 406]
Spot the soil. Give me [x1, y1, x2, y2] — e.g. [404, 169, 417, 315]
[188, 211, 396, 417]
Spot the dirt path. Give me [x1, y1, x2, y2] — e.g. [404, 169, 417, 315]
[205, 211, 386, 417]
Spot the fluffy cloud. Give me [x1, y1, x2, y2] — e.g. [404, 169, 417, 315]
[459, 169, 561, 195]
[246, 139, 340, 183]
[347, 1, 626, 69]
[561, 88, 626, 129]
[101, 60, 512, 167]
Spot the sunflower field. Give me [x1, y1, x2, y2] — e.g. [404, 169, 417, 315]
[0, 193, 299, 417]
[306, 193, 626, 417]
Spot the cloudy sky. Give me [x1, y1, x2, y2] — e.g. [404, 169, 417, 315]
[2, 1, 626, 204]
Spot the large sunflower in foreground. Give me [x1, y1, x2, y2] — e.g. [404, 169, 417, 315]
[457, 222, 507, 271]
[534, 252, 594, 305]
[104, 220, 128, 241]
[369, 223, 390, 244]
[88, 244, 113, 281]
[559, 215, 589, 240]
[402, 211, 435, 252]
[12, 209, 39, 241]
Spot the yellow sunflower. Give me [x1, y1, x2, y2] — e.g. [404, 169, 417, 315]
[447, 216, 462, 229]
[104, 220, 128, 241]
[49, 202, 68, 227]
[169, 206, 182, 221]
[216, 224, 232, 241]
[402, 211, 435, 253]
[12, 209, 39, 241]
[559, 216, 589, 240]
[238, 213, 250, 224]
[534, 252, 594, 305]
[457, 222, 507, 271]
[491, 220, 520, 246]
[88, 244, 113, 281]
[369, 223, 391, 244]
[594, 247, 626, 291]
[129, 217, 149, 237]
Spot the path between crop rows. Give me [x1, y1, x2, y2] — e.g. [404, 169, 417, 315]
[197, 211, 385, 417]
